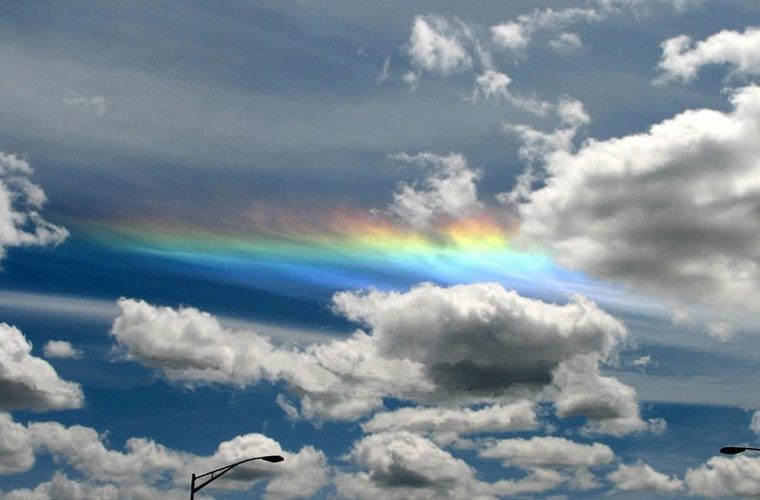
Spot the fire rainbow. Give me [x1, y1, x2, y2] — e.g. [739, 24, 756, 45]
[74, 209, 623, 305]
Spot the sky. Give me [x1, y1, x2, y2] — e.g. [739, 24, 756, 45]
[2, 0, 760, 498]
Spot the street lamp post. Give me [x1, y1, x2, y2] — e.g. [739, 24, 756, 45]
[720, 446, 760, 455]
[190, 455, 284, 499]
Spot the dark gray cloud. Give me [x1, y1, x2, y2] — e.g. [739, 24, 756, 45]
[333, 283, 625, 395]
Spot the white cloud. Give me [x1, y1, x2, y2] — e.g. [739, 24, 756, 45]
[706, 321, 734, 342]
[472, 70, 553, 115]
[499, 98, 590, 207]
[63, 91, 106, 117]
[110, 298, 274, 386]
[0, 413, 327, 500]
[387, 153, 482, 229]
[111, 297, 431, 421]
[0, 154, 33, 175]
[345, 432, 475, 490]
[473, 70, 512, 100]
[111, 282, 638, 427]
[751, 410, 760, 436]
[2, 473, 126, 500]
[42, 340, 82, 360]
[491, 22, 530, 51]
[553, 355, 663, 436]
[479, 436, 614, 468]
[27, 422, 185, 484]
[549, 32, 583, 54]
[407, 15, 472, 79]
[335, 432, 567, 499]
[556, 97, 591, 128]
[514, 85, 760, 316]
[377, 55, 391, 84]
[0, 153, 68, 262]
[332, 284, 624, 398]
[490, 7, 599, 53]
[507, 98, 590, 166]
[0, 323, 83, 412]
[658, 27, 760, 83]
[402, 70, 420, 90]
[490, 468, 568, 496]
[187, 433, 327, 499]
[362, 400, 538, 444]
[608, 460, 685, 492]
[685, 455, 760, 497]
[0, 413, 34, 474]
[632, 355, 652, 370]
[594, 0, 702, 14]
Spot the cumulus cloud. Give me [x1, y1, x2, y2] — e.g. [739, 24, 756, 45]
[344, 432, 474, 491]
[42, 340, 82, 360]
[111, 282, 642, 429]
[406, 15, 472, 82]
[658, 26, 760, 83]
[514, 85, 760, 316]
[111, 297, 431, 421]
[0, 413, 327, 500]
[0, 413, 35, 474]
[479, 436, 614, 469]
[1, 472, 188, 500]
[387, 153, 482, 229]
[186, 433, 327, 499]
[685, 455, 760, 497]
[362, 400, 538, 444]
[336, 432, 567, 499]
[608, 460, 685, 492]
[0, 153, 68, 262]
[0, 323, 83, 412]
[332, 284, 624, 396]
[553, 355, 664, 436]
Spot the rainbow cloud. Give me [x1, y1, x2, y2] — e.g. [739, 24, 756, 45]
[74, 204, 648, 311]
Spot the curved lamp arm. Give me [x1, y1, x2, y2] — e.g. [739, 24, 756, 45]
[191, 455, 284, 499]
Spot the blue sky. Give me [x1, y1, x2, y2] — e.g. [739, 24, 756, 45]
[2, 1, 760, 498]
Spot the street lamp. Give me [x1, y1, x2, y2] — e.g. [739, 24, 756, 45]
[720, 446, 760, 455]
[190, 455, 284, 499]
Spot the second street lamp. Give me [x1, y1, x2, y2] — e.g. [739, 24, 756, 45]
[190, 455, 284, 499]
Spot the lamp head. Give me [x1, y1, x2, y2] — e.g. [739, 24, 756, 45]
[720, 447, 747, 455]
